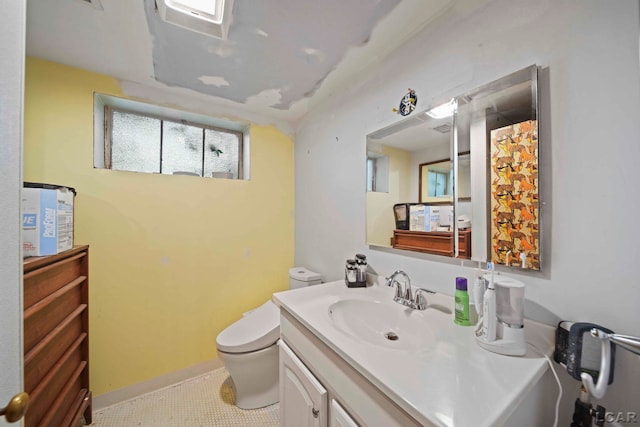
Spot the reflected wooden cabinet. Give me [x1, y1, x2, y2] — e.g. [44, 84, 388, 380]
[392, 229, 471, 259]
[23, 245, 92, 427]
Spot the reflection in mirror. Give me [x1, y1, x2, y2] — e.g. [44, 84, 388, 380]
[420, 152, 470, 203]
[366, 66, 540, 269]
[419, 158, 452, 202]
[455, 65, 540, 270]
[457, 152, 471, 200]
[366, 110, 460, 258]
[366, 152, 389, 192]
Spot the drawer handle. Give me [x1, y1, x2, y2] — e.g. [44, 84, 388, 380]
[0, 392, 29, 423]
[312, 408, 319, 418]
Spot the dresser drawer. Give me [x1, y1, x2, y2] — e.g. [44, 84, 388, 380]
[24, 276, 85, 354]
[24, 251, 87, 309]
[25, 304, 87, 393]
[26, 338, 86, 427]
[23, 245, 92, 427]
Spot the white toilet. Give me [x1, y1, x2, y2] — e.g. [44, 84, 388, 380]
[215, 267, 322, 409]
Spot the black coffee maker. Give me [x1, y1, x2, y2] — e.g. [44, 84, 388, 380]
[393, 203, 415, 230]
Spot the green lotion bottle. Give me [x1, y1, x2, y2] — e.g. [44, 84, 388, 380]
[454, 277, 471, 326]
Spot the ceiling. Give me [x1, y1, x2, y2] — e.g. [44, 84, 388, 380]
[369, 112, 451, 153]
[26, 0, 453, 127]
[368, 70, 536, 153]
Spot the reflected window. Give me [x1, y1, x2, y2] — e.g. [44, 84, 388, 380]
[366, 153, 388, 192]
[427, 170, 448, 197]
[420, 159, 452, 201]
[366, 157, 376, 192]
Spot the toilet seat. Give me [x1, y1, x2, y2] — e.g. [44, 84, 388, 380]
[216, 300, 280, 353]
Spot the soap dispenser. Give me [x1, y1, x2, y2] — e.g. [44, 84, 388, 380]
[454, 277, 471, 326]
[355, 254, 367, 287]
[345, 259, 358, 287]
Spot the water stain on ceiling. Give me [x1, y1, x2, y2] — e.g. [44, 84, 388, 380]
[26, 0, 454, 126]
[145, 0, 401, 110]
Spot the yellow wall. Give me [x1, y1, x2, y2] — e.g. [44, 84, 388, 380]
[23, 57, 295, 396]
[365, 145, 412, 246]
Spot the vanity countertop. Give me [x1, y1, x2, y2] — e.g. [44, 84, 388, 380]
[272, 279, 555, 427]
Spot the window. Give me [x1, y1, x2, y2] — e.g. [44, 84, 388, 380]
[169, 0, 222, 20]
[156, 0, 234, 39]
[366, 157, 376, 192]
[95, 94, 247, 179]
[427, 170, 448, 197]
[366, 153, 389, 193]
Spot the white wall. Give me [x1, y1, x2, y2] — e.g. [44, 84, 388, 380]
[0, 2, 25, 425]
[295, 0, 640, 422]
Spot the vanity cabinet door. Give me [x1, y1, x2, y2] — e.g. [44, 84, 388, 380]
[329, 399, 359, 427]
[279, 340, 327, 427]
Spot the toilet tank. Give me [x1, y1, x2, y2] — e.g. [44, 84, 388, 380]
[289, 267, 322, 289]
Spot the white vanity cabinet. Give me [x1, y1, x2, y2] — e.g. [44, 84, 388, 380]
[275, 281, 557, 427]
[279, 310, 425, 427]
[330, 399, 359, 427]
[279, 337, 360, 427]
[279, 339, 327, 427]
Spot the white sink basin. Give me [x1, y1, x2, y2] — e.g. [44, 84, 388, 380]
[274, 280, 556, 427]
[327, 298, 435, 351]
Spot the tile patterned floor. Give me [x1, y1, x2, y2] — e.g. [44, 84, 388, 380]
[90, 368, 279, 426]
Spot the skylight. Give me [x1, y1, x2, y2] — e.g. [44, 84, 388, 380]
[157, 0, 234, 39]
[168, 0, 223, 23]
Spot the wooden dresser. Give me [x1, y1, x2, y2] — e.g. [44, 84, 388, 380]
[23, 245, 91, 427]
[393, 229, 472, 259]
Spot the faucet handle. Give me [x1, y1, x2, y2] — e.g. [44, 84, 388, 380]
[392, 280, 404, 302]
[412, 288, 435, 310]
[403, 284, 413, 303]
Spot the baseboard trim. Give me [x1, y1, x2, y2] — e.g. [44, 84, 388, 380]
[93, 358, 224, 410]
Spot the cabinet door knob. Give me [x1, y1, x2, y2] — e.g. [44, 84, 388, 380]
[0, 392, 29, 423]
[312, 408, 319, 418]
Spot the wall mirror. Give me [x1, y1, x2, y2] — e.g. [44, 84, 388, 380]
[366, 65, 540, 270]
[455, 65, 540, 270]
[366, 108, 460, 258]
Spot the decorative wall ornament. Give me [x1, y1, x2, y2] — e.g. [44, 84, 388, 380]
[392, 88, 417, 116]
[489, 120, 539, 270]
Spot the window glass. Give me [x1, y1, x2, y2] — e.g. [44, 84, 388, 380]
[111, 111, 161, 173]
[162, 121, 204, 175]
[428, 170, 448, 197]
[106, 106, 242, 179]
[204, 129, 240, 178]
[366, 158, 375, 192]
[172, 0, 218, 16]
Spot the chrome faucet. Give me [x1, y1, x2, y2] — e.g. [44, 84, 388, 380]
[386, 270, 420, 308]
[413, 288, 432, 310]
[391, 280, 405, 303]
[385, 271, 434, 310]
